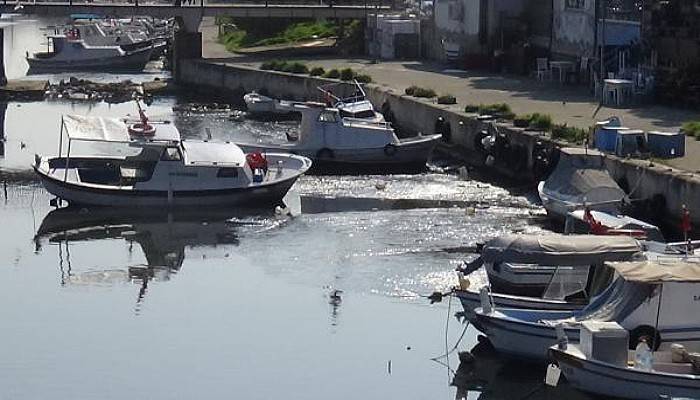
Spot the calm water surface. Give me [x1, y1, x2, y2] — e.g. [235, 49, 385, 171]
[0, 17, 597, 400]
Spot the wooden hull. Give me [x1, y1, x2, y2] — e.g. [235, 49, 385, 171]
[34, 166, 302, 208]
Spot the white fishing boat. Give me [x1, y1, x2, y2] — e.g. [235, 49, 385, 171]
[27, 29, 153, 73]
[538, 147, 627, 221]
[33, 108, 312, 207]
[550, 323, 700, 400]
[564, 208, 665, 241]
[473, 259, 700, 361]
[243, 92, 295, 116]
[319, 81, 385, 123]
[238, 101, 441, 174]
[479, 234, 642, 297]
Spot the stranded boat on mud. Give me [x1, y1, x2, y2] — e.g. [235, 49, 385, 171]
[238, 101, 441, 173]
[33, 109, 311, 207]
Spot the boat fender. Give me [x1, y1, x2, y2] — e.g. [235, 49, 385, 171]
[383, 144, 398, 156]
[545, 364, 562, 387]
[316, 148, 334, 160]
[479, 287, 493, 314]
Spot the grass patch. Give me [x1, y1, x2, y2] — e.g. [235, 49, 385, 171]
[405, 85, 436, 98]
[551, 123, 589, 144]
[514, 113, 554, 131]
[681, 121, 700, 140]
[219, 20, 337, 51]
[354, 74, 372, 83]
[529, 113, 553, 131]
[259, 60, 308, 74]
[464, 103, 514, 119]
[324, 69, 340, 79]
[309, 67, 325, 76]
[339, 68, 355, 81]
[437, 94, 457, 105]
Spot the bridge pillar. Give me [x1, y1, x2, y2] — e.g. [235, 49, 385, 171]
[173, 31, 202, 82]
[0, 102, 6, 158]
[0, 28, 6, 86]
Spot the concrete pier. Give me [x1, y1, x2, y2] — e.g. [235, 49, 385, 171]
[178, 60, 700, 229]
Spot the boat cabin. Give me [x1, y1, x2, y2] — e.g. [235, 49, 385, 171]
[574, 259, 700, 351]
[49, 115, 253, 191]
[295, 104, 398, 149]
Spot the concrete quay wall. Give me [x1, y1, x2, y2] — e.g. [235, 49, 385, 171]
[180, 60, 699, 227]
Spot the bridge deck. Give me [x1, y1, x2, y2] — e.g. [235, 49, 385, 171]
[0, 1, 396, 19]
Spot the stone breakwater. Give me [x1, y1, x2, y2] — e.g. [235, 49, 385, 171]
[178, 59, 700, 231]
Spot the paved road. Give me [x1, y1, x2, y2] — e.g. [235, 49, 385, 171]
[200, 17, 700, 172]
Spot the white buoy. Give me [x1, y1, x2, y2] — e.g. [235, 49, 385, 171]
[545, 364, 561, 387]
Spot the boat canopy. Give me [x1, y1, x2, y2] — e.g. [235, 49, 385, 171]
[481, 234, 641, 265]
[542, 147, 626, 205]
[605, 260, 700, 283]
[181, 141, 246, 167]
[62, 115, 181, 144]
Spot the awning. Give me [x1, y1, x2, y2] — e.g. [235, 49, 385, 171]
[481, 234, 641, 265]
[605, 260, 700, 283]
[62, 115, 181, 144]
[181, 140, 246, 167]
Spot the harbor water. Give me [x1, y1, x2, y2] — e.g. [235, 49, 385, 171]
[0, 17, 596, 400]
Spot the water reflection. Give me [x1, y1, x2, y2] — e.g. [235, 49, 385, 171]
[452, 341, 595, 399]
[34, 206, 256, 310]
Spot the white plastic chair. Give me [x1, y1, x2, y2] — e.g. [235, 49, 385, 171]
[536, 58, 551, 81]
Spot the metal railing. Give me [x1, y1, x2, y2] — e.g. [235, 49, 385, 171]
[3, 0, 398, 9]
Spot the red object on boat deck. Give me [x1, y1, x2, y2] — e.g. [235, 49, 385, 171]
[583, 207, 646, 238]
[246, 152, 268, 171]
[583, 207, 608, 235]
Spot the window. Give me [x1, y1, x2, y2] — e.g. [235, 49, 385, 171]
[565, 0, 585, 9]
[217, 168, 239, 178]
[161, 147, 182, 161]
[318, 111, 338, 123]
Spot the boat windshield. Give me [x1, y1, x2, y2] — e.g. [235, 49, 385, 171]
[542, 265, 590, 300]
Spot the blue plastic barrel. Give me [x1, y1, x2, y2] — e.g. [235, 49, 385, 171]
[596, 127, 629, 152]
[648, 131, 685, 158]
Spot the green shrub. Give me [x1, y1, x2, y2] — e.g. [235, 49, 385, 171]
[261, 60, 286, 70]
[283, 62, 308, 74]
[528, 113, 553, 131]
[309, 67, 325, 76]
[354, 74, 372, 83]
[513, 115, 530, 128]
[437, 94, 457, 105]
[464, 104, 479, 113]
[551, 123, 589, 144]
[405, 86, 436, 98]
[324, 69, 340, 79]
[339, 68, 355, 81]
[479, 103, 512, 115]
[464, 103, 512, 117]
[681, 121, 700, 140]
